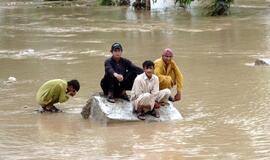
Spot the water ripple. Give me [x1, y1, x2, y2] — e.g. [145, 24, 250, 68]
[0, 49, 107, 60]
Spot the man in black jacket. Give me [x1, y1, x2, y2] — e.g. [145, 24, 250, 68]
[100, 43, 143, 103]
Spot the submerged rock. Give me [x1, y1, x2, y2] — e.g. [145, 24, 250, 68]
[255, 58, 270, 66]
[81, 94, 183, 123]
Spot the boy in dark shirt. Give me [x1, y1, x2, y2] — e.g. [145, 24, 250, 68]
[100, 42, 143, 103]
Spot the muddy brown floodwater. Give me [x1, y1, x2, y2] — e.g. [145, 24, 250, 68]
[0, 0, 270, 159]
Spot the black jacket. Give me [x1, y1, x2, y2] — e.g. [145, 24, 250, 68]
[104, 57, 143, 78]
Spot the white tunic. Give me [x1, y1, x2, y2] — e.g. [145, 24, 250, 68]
[131, 73, 170, 110]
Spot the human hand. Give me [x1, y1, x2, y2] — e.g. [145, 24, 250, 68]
[113, 73, 124, 82]
[154, 101, 160, 109]
[67, 91, 76, 97]
[174, 92, 181, 101]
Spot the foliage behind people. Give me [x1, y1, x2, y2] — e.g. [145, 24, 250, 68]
[176, 0, 234, 16]
[99, 0, 130, 6]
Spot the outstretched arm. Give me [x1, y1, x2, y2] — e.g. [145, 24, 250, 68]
[129, 62, 143, 75]
[105, 59, 123, 81]
[58, 84, 69, 103]
[105, 59, 115, 78]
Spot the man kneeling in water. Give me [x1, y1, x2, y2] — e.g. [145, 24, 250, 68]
[131, 60, 171, 120]
[36, 79, 80, 112]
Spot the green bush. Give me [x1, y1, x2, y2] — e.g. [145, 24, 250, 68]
[176, 0, 234, 16]
[99, 0, 113, 5]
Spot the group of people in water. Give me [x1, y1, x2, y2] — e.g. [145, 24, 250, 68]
[36, 42, 183, 120]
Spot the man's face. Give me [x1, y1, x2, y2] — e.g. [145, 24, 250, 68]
[162, 55, 173, 65]
[112, 48, 122, 59]
[144, 66, 154, 78]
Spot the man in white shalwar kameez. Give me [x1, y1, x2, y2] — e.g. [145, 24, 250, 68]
[131, 60, 171, 120]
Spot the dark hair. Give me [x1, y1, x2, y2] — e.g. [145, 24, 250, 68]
[110, 42, 123, 52]
[68, 79, 80, 91]
[142, 60, 155, 69]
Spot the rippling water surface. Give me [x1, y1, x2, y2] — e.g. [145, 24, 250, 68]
[0, 0, 270, 159]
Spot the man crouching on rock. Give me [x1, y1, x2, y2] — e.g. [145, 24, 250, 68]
[131, 60, 171, 120]
[36, 79, 80, 112]
[100, 42, 143, 103]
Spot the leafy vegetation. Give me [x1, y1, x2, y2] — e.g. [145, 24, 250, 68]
[98, 0, 129, 6]
[176, 0, 234, 16]
[175, 0, 194, 8]
[98, 0, 113, 5]
[97, 0, 234, 16]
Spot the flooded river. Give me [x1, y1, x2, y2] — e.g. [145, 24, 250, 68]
[0, 0, 270, 159]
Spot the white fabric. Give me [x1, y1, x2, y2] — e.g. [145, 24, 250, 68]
[131, 73, 171, 110]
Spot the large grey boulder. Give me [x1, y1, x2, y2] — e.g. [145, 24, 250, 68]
[81, 94, 183, 123]
[255, 58, 270, 65]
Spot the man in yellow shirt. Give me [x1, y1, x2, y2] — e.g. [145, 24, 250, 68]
[154, 48, 183, 102]
[36, 79, 80, 112]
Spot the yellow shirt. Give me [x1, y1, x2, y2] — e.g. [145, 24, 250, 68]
[36, 79, 69, 106]
[154, 58, 183, 93]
